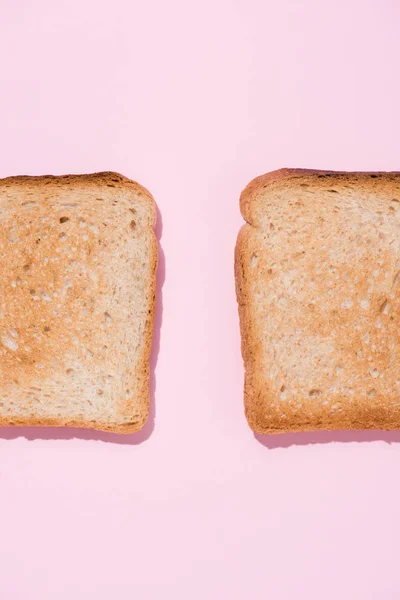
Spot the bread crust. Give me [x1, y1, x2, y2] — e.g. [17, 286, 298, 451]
[0, 171, 153, 199]
[236, 168, 400, 434]
[0, 171, 157, 434]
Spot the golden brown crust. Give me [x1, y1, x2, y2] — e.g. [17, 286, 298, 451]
[0, 170, 153, 198]
[129, 229, 158, 433]
[236, 168, 400, 434]
[235, 225, 270, 433]
[0, 415, 145, 434]
[0, 171, 157, 434]
[240, 168, 400, 225]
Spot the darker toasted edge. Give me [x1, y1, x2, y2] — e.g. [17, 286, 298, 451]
[0, 415, 147, 434]
[129, 229, 158, 433]
[239, 167, 400, 224]
[0, 171, 155, 219]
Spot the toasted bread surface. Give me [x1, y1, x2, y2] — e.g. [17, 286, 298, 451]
[0, 172, 157, 433]
[236, 168, 400, 433]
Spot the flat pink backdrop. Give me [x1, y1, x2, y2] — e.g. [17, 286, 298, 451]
[1, 1, 400, 598]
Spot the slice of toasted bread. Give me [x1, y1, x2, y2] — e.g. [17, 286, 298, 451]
[236, 168, 400, 434]
[0, 172, 157, 433]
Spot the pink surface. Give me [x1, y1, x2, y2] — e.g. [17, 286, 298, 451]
[1, 1, 400, 598]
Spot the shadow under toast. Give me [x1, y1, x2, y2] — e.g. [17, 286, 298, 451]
[255, 428, 400, 449]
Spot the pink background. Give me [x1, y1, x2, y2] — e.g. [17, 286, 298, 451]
[1, 1, 400, 598]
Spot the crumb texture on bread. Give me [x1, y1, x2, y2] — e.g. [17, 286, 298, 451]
[0, 172, 157, 433]
[236, 169, 400, 434]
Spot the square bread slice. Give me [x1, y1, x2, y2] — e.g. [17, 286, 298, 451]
[235, 168, 400, 434]
[0, 172, 157, 433]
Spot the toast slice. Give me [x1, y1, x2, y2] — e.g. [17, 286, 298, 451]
[236, 168, 400, 434]
[0, 172, 157, 433]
